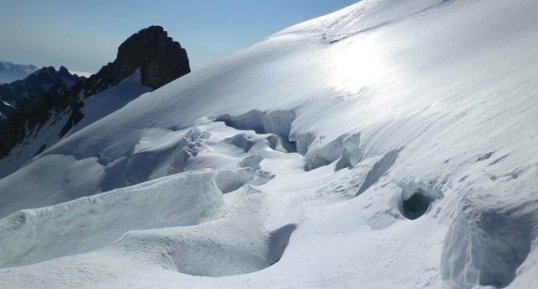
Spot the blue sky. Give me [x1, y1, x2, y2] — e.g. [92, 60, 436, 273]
[0, 0, 357, 72]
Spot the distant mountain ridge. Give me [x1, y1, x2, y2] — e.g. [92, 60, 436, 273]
[0, 66, 83, 162]
[0, 61, 39, 84]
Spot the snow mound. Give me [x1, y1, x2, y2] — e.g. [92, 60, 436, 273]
[106, 189, 296, 277]
[122, 223, 296, 277]
[0, 170, 223, 268]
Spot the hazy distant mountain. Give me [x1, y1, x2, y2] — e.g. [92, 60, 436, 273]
[0, 61, 39, 84]
[0, 66, 81, 123]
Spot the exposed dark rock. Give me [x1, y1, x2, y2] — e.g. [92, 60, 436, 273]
[83, 25, 190, 92]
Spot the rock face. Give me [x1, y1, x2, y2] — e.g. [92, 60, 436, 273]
[84, 25, 190, 92]
[0, 25, 190, 159]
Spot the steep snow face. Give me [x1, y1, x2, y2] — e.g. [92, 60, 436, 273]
[2, 0, 538, 288]
[0, 112, 71, 178]
[69, 70, 152, 134]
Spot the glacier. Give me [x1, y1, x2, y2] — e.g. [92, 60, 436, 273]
[1, 0, 538, 288]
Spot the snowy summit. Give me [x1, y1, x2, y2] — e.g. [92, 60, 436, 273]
[1, 0, 538, 289]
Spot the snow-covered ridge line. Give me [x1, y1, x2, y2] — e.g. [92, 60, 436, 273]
[275, 0, 453, 41]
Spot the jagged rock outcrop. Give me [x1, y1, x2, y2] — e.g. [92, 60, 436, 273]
[0, 25, 190, 159]
[83, 25, 190, 93]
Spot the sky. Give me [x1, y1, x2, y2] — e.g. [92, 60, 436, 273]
[0, 0, 357, 73]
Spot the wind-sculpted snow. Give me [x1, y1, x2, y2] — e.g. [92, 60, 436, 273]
[3, 0, 538, 288]
[356, 149, 400, 195]
[216, 110, 298, 153]
[111, 193, 296, 277]
[305, 133, 362, 171]
[123, 122, 282, 192]
[126, 127, 211, 185]
[0, 154, 104, 218]
[0, 121, 294, 267]
[217, 110, 366, 172]
[0, 170, 223, 268]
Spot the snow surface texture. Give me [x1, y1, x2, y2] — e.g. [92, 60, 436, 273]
[2, 0, 538, 288]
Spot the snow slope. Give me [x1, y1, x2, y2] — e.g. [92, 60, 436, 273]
[2, 0, 538, 288]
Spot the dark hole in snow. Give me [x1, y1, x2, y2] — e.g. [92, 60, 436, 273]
[398, 183, 442, 220]
[401, 190, 434, 220]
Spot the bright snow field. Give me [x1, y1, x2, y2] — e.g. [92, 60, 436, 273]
[2, 0, 538, 288]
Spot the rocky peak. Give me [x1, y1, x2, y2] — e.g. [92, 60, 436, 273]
[84, 25, 190, 93]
